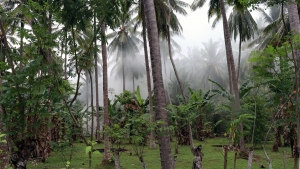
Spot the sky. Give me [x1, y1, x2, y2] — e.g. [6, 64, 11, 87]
[173, 0, 224, 56]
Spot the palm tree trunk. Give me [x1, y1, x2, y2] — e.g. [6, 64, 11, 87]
[287, 1, 300, 168]
[85, 70, 90, 135]
[227, 55, 233, 94]
[166, 27, 186, 103]
[101, 22, 111, 164]
[167, 0, 193, 149]
[237, 34, 242, 82]
[219, 0, 245, 152]
[88, 71, 94, 168]
[144, 0, 173, 168]
[122, 46, 126, 92]
[94, 12, 101, 142]
[163, 56, 172, 104]
[132, 75, 135, 91]
[89, 70, 94, 142]
[64, 31, 67, 79]
[141, 2, 156, 148]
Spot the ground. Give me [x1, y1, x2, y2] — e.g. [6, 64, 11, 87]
[26, 137, 294, 169]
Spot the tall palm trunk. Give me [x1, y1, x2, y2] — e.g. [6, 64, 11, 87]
[89, 70, 94, 142]
[144, 0, 173, 168]
[141, 2, 156, 148]
[85, 70, 90, 135]
[94, 12, 101, 142]
[64, 31, 67, 79]
[237, 34, 242, 82]
[163, 56, 172, 104]
[167, 0, 193, 150]
[101, 22, 111, 164]
[287, 1, 300, 168]
[219, 0, 245, 152]
[166, 1, 187, 104]
[88, 70, 94, 168]
[132, 75, 135, 91]
[122, 45, 126, 92]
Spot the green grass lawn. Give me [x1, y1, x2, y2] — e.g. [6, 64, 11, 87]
[27, 137, 295, 169]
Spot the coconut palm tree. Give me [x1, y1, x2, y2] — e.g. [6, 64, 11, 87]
[159, 37, 182, 103]
[101, 22, 111, 164]
[108, 0, 141, 92]
[163, 0, 189, 104]
[248, 5, 288, 50]
[181, 46, 204, 89]
[199, 39, 227, 91]
[228, 1, 258, 81]
[139, 0, 156, 148]
[191, 0, 244, 152]
[144, 0, 173, 168]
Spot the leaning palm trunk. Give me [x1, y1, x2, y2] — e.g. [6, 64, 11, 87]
[167, 0, 194, 154]
[219, 0, 245, 152]
[287, 1, 300, 168]
[144, 0, 173, 168]
[141, 1, 156, 148]
[166, 27, 186, 103]
[101, 22, 111, 164]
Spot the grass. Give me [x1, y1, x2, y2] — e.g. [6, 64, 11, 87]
[27, 137, 295, 169]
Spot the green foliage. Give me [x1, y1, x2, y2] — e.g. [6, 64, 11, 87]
[243, 95, 270, 146]
[249, 44, 294, 105]
[104, 124, 128, 146]
[168, 88, 215, 141]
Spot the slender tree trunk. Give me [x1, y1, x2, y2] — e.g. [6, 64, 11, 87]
[227, 54, 233, 94]
[141, 2, 156, 148]
[101, 22, 111, 164]
[220, 0, 245, 152]
[287, 1, 300, 168]
[234, 152, 237, 169]
[167, 0, 194, 151]
[64, 31, 67, 79]
[237, 34, 242, 82]
[283, 150, 287, 169]
[132, 75, 135, 91]
[122, 48, 125, 92]
[114, 151, 121, 169]
[247, 147, 254, 169]
[94, 12, 101, 142]
[85, 70, 90, 136]
[89, 70, 94, 142]
[139, 156, 146, 169]
[223, 145, 228, 169]
[166, 2, 187, 104]
[144, 1, 173, 168]
[163, 56, 172, 104]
